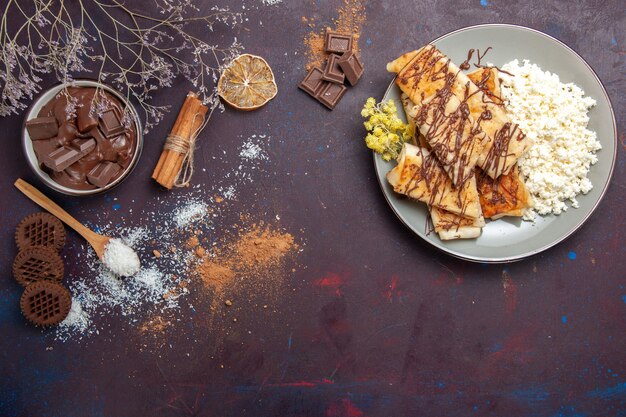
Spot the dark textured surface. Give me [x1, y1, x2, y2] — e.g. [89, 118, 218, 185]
[1, 1, 625, 416]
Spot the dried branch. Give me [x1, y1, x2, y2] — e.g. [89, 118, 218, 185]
[0, 0, 243, 131]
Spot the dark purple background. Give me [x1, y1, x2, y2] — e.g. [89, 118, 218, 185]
[1, 1, 624, 416]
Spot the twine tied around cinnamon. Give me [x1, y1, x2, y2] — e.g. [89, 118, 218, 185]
[152, 92, 209, 189]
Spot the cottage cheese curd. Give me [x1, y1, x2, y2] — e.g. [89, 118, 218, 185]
[499, 59, 602, 220]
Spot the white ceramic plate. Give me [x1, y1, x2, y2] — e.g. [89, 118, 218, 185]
[374, 24, 617, 263]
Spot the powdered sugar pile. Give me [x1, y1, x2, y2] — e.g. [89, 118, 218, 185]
[103, 238, 141, 277]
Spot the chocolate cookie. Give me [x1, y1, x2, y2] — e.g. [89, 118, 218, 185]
[20, 281, 71, 327]
[15, 212, 66, 251]
[13, 246, 64, 287]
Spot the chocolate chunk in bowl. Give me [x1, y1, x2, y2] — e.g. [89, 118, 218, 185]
[22, 80, 143, 196]
[26, 117, 58, 140]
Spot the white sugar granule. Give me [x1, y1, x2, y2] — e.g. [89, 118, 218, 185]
[58, 300, 90, 336]
[240, 138, 268, 161]
[103, 238, 141, 277]
[262, 0, 283, 5]
[134, 267, 173, 303]
[173, 200, 208, 228]
[500, 59, 602, 220]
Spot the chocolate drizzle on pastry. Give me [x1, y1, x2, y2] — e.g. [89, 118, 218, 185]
[393, 45, 531, 181]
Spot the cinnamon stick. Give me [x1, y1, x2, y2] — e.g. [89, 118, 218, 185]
[152, 92, 208, 189]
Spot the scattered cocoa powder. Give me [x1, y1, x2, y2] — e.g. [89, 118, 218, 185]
[198, 259, 236, 295]
[233, 227, 295, 269]
[136, 314, 175, 351]
[139, 315, 171, 335]
[194, 224, 297, 303]
[186, 235, 200, 248]
[303, 0, 366, 71]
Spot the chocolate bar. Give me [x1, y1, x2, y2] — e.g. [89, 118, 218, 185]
[76, 103, 98, 133]
[322, 54, 345, 84]
[42, 147, 80, 172]
[26, 117, 58, 140]
[316, 83, 347, 110]
[42, 138, 96, 172]
[71, 138, 97, 154]
[298, 67, 328, 97]
[338, 51, 364, 86]
[99, 108, 125, 138]
[324, 31, 353, 54]
[87, 162, 121, 188]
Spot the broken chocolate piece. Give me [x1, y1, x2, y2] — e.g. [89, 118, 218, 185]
[42, 147, 80, 172]
[298, 67, 328, 97]
[324, 31, 353, 54]
[87, 162, 121, 188]
[322, 54, 345, 84]
[338, 51, 364, 86]
[42, 138, 96, 172]
[76, 103, 98, 133]
[71, 138, 97, 154]
[99, 108, 125, 138]
[26, 117, 58, 140]
[316, 83, 347, 110]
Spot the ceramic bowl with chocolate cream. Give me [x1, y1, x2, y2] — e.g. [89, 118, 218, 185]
[22, 80, 143, 196]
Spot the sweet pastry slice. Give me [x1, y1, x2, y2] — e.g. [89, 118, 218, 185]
[414, 91, 488, 186]
[400, 93, 427, 147]
[467, 67, 504, 106]
[466, 68, 534, 219]
[386, 144, 483, 220]
[387, 45, 532, 179]
[475, 166, 533, 219]
[388, 46, 486, 185]
[430, 206, 485, 240]
[401, 95, 483, 237]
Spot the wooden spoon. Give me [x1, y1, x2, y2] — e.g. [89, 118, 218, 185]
[14, 178, 111, 260]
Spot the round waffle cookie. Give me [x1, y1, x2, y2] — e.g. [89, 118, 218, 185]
[12, 246, 64, 287]
[15, 212, 66, 251]
[20, 281, 71, 327]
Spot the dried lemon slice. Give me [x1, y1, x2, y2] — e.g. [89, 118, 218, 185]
[217, 54, 278, 111]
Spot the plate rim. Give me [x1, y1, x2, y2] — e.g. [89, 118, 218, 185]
[373, 23, 618, 263]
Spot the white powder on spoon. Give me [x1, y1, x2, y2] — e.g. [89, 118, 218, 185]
[103, 238, 141, 277]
